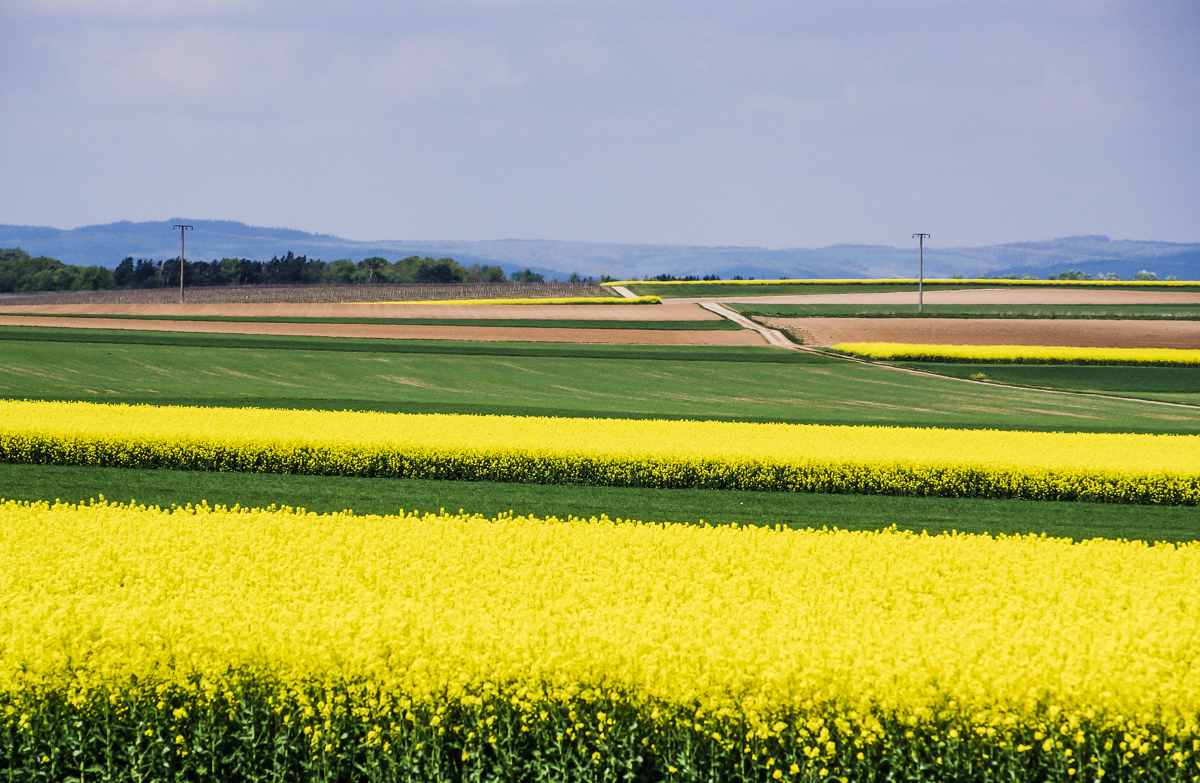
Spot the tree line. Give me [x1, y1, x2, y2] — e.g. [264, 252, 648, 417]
[0, 248, 555, 293]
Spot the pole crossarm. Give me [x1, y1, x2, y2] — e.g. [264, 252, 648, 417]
[173, 225, 193, 304]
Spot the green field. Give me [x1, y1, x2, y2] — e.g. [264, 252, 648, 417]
[4, 463, 1196, 543]
[733, 303, 1200, 319]
[624, 281, 1200, 298]
[893, 362, 1200, 406]
[4, 323, 1198, 542]
[0, 313, 741, 330]
[3, 327, 1197, 432]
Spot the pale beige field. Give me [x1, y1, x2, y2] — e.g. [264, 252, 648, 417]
[763, 317, 1200, 349]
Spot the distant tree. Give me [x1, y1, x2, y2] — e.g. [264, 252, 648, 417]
[510, 268, 545, 283]
[263, 252, 318, 284]
[1134, 270, 1158, 281]
[70, 266, 115, 291]
[358, 257, 389, 283]
[328, 259, 356, 284]
[416, 258, 467, 284]
[113, 258, 135, 287]
[134, 259, 159, 287]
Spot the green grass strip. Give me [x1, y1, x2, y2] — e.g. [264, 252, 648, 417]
[6, 463, 1195, 542]
[890, 363, 1200, 406]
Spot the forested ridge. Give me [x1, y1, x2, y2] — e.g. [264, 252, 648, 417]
[0, 248, 547, 293]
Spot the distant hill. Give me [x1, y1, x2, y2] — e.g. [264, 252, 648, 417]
[0, 220, 1196, 281]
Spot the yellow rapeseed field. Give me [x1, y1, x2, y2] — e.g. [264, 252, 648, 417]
[1, 499, 1197, 780]
[3, 498, 1197, 717]
[0, 400, 1197, 503]
[832, 342, 1200, 367]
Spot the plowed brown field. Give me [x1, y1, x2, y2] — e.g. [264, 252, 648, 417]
[763, 317, 1200, 349]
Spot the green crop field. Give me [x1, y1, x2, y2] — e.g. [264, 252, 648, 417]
[892, 362, 1200, 406]
[2, 327, 1197, 433]
[3, 463, 1196, 543]
[732, 302, 1200, 319]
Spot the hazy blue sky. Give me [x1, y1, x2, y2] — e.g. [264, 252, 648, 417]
[2, 0, 1197, 248]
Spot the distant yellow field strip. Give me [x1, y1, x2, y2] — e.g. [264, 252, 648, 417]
[833, 342, 1200, 366]
[1, 401, 1197, 503]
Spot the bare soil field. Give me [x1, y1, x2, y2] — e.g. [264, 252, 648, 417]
[0, 301, 720, 321]
[682, 288, 1200, 306]
[0, 315, 763, 346]
[0, 282, 613, 306]
[763, 317, 1200, 349]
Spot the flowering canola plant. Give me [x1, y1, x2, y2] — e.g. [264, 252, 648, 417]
[832, 342, 1200, 367]
[1, 400, 1198, 505]
[1, 499, 1198, 782]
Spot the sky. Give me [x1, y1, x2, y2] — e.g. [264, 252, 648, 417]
[1, 0, 1198, 249]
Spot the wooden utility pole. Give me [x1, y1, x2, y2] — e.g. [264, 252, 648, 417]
[173, 224, 192, 303]
[912, 233, 929, 314]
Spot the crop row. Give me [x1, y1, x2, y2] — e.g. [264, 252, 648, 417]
[0, 500, 1197, 782]
[1, 401, 1198, 504]
[831, 341, 1200, 366]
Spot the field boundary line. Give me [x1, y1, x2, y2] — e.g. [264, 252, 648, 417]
[700, 303, 1200, 411]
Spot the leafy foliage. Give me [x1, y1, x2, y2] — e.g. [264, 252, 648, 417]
[4, 247, 505, 293]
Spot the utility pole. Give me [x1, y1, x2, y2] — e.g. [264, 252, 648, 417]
[173, 224, 192, 304]
[912, 233, 929, 314]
